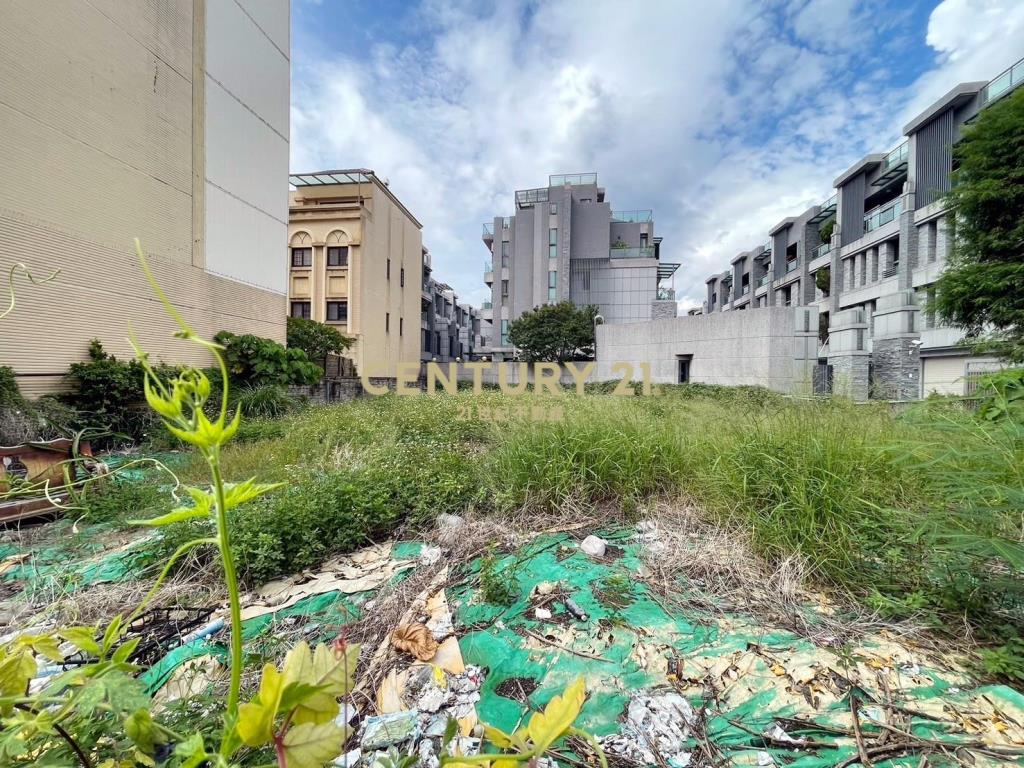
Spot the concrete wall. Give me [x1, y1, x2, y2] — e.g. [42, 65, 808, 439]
[595, 306, 818, 393]
[0, 0, 289, 397]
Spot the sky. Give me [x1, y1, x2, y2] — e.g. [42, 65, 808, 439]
[289, 0, 1024, 311]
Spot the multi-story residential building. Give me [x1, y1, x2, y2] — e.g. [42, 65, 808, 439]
[288, 170, 423, 381]
[420, 249, 479, 363]
[481, 173, 679, 359]
[0, 0, 290, 396]
[702, 56, 1024, 399]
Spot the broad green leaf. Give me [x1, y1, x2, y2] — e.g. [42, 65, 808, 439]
[0, 649, 36, 698]
[223, 478, 285, 510]
[125, 708, 165, 754]
[311, 641, 359, 698]
[13, 633, 63, 663]
[112, 636, 141, 664]
[128, 504, 209, 527]
[281, 720, 348, 768]
[102, 615, 123, 653]
[60, 626, 101, 656]
[172, 733, 208, 768]
[282, 641, 347, 725]
[483, 725, 514, 749]
[237, 663, 285, 746]
[525, 678, 585, 753]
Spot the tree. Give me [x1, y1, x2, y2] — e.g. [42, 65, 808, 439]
[507, 301, 598, 362]
[286, 316, 353, 367]
[214, 330, 322, 386]
[934, 86, 1024, 362]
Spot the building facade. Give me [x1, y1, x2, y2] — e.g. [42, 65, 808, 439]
[702, 57, 1023, 399]
[481, 173, 679, 359]
[420, 249, 482, 364]
[0, 0, 290, 397]
[288, 170, 423, 381]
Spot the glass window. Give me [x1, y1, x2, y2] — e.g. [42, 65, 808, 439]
[501, 241, 509, 268]
[501, 280, 509, 298]
[501, 320, 509, 346]
[548, 270, 557, 300]
[549, 228, 557, 245]
[291, 247, 312, 267]
[290, 301, 311, 319]
[549, 244, 557, 260]
[326, 301, 348, 322]
[327, 246, 348, 266]
[549, 203, 557, 215]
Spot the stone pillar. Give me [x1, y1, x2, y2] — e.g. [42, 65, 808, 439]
[869, 247, 878, 282]
[922, 221, 936, 265]
[827, 307, 870, 401]
[879, 241, 897, 278]
[791, 305, 819, 395]
[898, 190, 917, 288]
[870, 289, 921, 401]
[935, 216, 951, 264]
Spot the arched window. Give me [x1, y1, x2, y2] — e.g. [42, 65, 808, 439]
[290, 231, 312, 267]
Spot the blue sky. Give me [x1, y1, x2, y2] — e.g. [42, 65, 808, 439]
[289, 0, 1024, 310]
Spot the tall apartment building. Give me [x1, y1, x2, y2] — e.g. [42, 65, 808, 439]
[288, 170, 423, 381]
[702, 56, 1023, 399]
[481, 173, 679, 359]
[420, 249, 482, 363]
[0, 0, 290, 396]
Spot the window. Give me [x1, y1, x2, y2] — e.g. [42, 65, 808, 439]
[422, 329, 430, 352]
[549, 228, 557, 245]
[676, 355, 692, 384]
[387, 258, 391, 280]
[549, 203, 557, 215]
[501, 241, 509, 268]
[640, 233, 648, 247]
[327, 246, 348, 267]
[500, 320, 509, 346]
[386, 312, 390, 333]
[501, 279, 509, 298]
[326, 301, 348, 322]
[291, 247, 312, 267]
[399, 317, 404, 336]
[400, 267, 405, 287]
[434, 332, 441, 353]
[582, 271, 591, 291]
[290, 301, 311, 319]
[548, 270, 557, 301]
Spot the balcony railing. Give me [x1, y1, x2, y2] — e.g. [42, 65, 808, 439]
[984, 56, 1024, 104]
[482, 222, 493, 237]
[612, 209, 653, 223]
[813, 242, 832, 260]
[740, 284, 750, 295]
[883, 142, 909, 170]
[864, 198, 903, 232]
[515, 187, 548, 207]
[657, 287, 675, 301]
[550, 173, 597, 186]
[785, 259, 800, 274]
[758, 275, 770, 287]
[482, 301, 492, 309]
[609, 246, 656, 259]
[763, 240, 773, 255]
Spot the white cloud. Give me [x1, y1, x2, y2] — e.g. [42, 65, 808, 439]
[291, 0, 1024, 313]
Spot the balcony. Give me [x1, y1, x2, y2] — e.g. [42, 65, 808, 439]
[872, 142, 909, 188]
[609, 246, 656, 259]
[740, 284, 751, 296]
[785, 259, 800, 274]
[482, 300, 492, 309]
[813, 242, 832, 260]
[984, 56, 1024, 105]
[612, 210, 653, 223]
[484, 261, 494, 284]
[863, 198, 903, 232]
[515, 187, 548, 208]
[758, 275, 771, 287]
[482, 222, 494, 243]
[656, 287, 675, 301]
[763, 240, 773, 255]
[808, 193, 837, 225]
[550, 173, 597, 186]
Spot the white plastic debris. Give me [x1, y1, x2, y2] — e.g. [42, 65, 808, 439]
[534, 607, 552, 620]
[333, 748, 361, 768]
[757, 751, 775, 766]
[580, 535, 607, 557]
[600, 691, 696, 767]
[765, 724, 803, 744]
[420, 545, 443, 566]
[360, 711, 419, 750]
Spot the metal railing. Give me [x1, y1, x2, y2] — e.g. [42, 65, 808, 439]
[515, 187, 548, 206]
[740, 284, 750, 295]
[612, 209, 653, 223]
[864, 198, 903, 232]
[609, 246, 656, 259]
[785, 259, 800, 273]
[984, 56, 1024, 104]
[657, 287, 675, 301]
[883, 142, 909, 169]
[882, 263, 899, 278]
[763, 240, 773, 254]
[482, 222, 493, 236]
[550, 173, 597, 186]
[820, 193, 837, 210]
[813, 242, 832, 260]
[481, 301, 492, 309]
[758, 275, 770, 287]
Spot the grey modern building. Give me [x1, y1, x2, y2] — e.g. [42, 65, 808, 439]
[702, 55, 1023, 399]
[421, 248, 482, 363]
[480, 173, 679, 359]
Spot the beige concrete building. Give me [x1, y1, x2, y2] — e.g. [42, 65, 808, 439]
[288, 171, 423, 380]
[0, 0, 290, 397]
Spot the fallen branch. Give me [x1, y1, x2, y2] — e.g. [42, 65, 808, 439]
[521, 628, 611, 662]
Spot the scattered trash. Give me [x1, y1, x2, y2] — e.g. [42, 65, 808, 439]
[580, 535, 607, 558]
[420, 545, 443, 566]
[391, 623, 439, 661]
[534, 607, 552, 620]
[360, 711, 420, 750]
[563, 597, 589, 622]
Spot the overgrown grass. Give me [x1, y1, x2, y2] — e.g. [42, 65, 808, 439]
[130, 385, 1022, 647]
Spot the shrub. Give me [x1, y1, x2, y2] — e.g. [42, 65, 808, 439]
[80, 479, 170, 524]
[286, 316, 353, 367]
[231, 384, 302, 419]
[214, 330, 322, 387]
[0, 365, 20, 407]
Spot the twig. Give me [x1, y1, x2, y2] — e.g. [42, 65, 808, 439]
[521, 628, 611, 662]
[851, 695, 874, 768]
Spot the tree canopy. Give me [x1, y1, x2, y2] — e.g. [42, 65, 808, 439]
[286, 317, 354, 367]
[934, 86, 1024, 362]
[506, 301, 598, 362]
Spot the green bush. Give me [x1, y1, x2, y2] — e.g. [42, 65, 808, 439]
[0, 365, 20, 407]
[231, 384, 302, 419]
[80, 479, 170, 524]
[286, 316, 353, 367]
[215, 331, 322, 387]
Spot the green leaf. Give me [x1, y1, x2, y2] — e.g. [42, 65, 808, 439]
[223, 478, 285, 510]
[281, 720, 348, 768]
[237, 663, 285, 746]
[125, 708, 166, 754]
[112, 636, 141, 664]
[524, 678, 585, 753]
[13, 633, 63, 663]
[59, 626, 101, 656]
[172, 733, 208, 768]
[128, 502, 209, 527]
[0, 649, 36, 699]
[101, 615, 123, 654]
